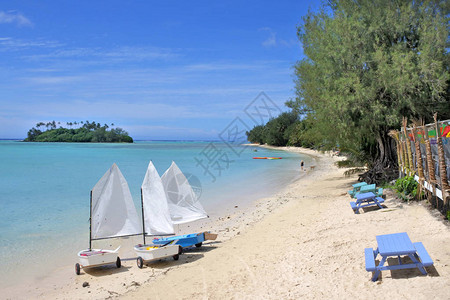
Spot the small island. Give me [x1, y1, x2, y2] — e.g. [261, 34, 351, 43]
[24, 121, 133, 143]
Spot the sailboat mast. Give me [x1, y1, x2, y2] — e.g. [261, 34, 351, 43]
[140, 187, 146, 244]
[89, 190, 93, 250]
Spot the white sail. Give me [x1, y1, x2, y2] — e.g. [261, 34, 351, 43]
[161, 161, 207, 224]
[141, 161, 174, 235]
[91, 163, 141, 239]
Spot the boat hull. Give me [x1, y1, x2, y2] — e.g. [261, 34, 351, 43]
[134, 244, 180, 262]
[77, 249, 119, 268]
[152, 232, 208, 248]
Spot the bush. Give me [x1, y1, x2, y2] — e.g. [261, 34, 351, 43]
[394, 176, 418, 201]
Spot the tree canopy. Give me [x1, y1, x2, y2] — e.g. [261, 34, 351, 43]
[24, 121, 133, 143]
[246, 112, 300, 146]
[288, 0, 450, 182]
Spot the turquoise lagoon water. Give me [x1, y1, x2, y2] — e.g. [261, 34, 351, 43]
[0, 140, 311, 286]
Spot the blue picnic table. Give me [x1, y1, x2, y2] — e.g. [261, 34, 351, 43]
[352, 183, 383, 199]
[347, 182, 367, 197]
[350, 192, 384, 213]
[365, 232, 433, 281]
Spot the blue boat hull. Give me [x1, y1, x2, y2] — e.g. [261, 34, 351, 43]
[152, 232, 205, 248]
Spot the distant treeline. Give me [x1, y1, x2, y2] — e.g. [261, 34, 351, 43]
[246, 112, 315, 147]
[24, 121, 133, 143]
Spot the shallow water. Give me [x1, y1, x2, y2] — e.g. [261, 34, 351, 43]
[0, 140, 312, 286]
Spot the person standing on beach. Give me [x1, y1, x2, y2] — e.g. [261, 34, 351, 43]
[300, 160, 304, 171]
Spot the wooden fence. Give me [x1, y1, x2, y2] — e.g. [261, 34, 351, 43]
[389, 115, 450, 212]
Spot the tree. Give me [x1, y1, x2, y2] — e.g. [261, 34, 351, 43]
[293, 0, 450, 183]
[246, 125, 266, 144]
[264, 112, 298, 146]
[246, 112, 298, 146]
[36, 122, 45, 130]
[23, 120, 133, 143]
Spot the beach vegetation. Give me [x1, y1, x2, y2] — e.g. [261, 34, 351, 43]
[247, 0, 450, 185]
[246, 125, 266, 144]
[24, 121, 133, 143]
[394, 176, 419, 201]
[336, 160, 360, 168]
[246, 112, 299, 146]
[296, 0, 450, 184]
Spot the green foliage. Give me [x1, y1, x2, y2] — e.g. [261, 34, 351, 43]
[264, 112, 298, 146]
[246, 112, 298, 146]
[336, 160, 359, 168]
[394, 176, 418, 201]
[292, 0, 450, 172]
[24, 121, 133, 143]
[246, 125, 266, 144]
[447, 210, 450, 221]
[286, 116, 320, 148]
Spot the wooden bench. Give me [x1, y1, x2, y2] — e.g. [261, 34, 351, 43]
[365, 248, 376, 271]
[413, 242, 434, 267]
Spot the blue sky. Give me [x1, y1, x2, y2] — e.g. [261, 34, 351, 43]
[0, 1, 320, 140]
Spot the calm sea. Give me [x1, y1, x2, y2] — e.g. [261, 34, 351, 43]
[0, 140, 311, 286]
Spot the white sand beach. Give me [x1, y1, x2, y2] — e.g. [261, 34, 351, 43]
[4, 146, 450, 299]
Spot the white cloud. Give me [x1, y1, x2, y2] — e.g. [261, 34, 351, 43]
[260, 27, 277, 47]
[23, 46, 180, 62]
[0, 37, 61, 51]
[25, 75, 82, 85]
[0, 11, 32, 27]
[259, 27, 298, 48]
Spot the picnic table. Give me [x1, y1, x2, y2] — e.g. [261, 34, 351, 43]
[352, 183, 383, 198]
[365, 232, 433, 281]
[353, 182, 367, 188]
[350, 192, 384, 213]
[347, 182, 367, 196]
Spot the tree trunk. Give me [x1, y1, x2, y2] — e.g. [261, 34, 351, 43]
[359, 130, 398, 184]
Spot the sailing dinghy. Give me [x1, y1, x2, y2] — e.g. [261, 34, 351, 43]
[75, 163, 141, 275]
[134, 161, 182, 269]
[152, 161, 217, 249]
